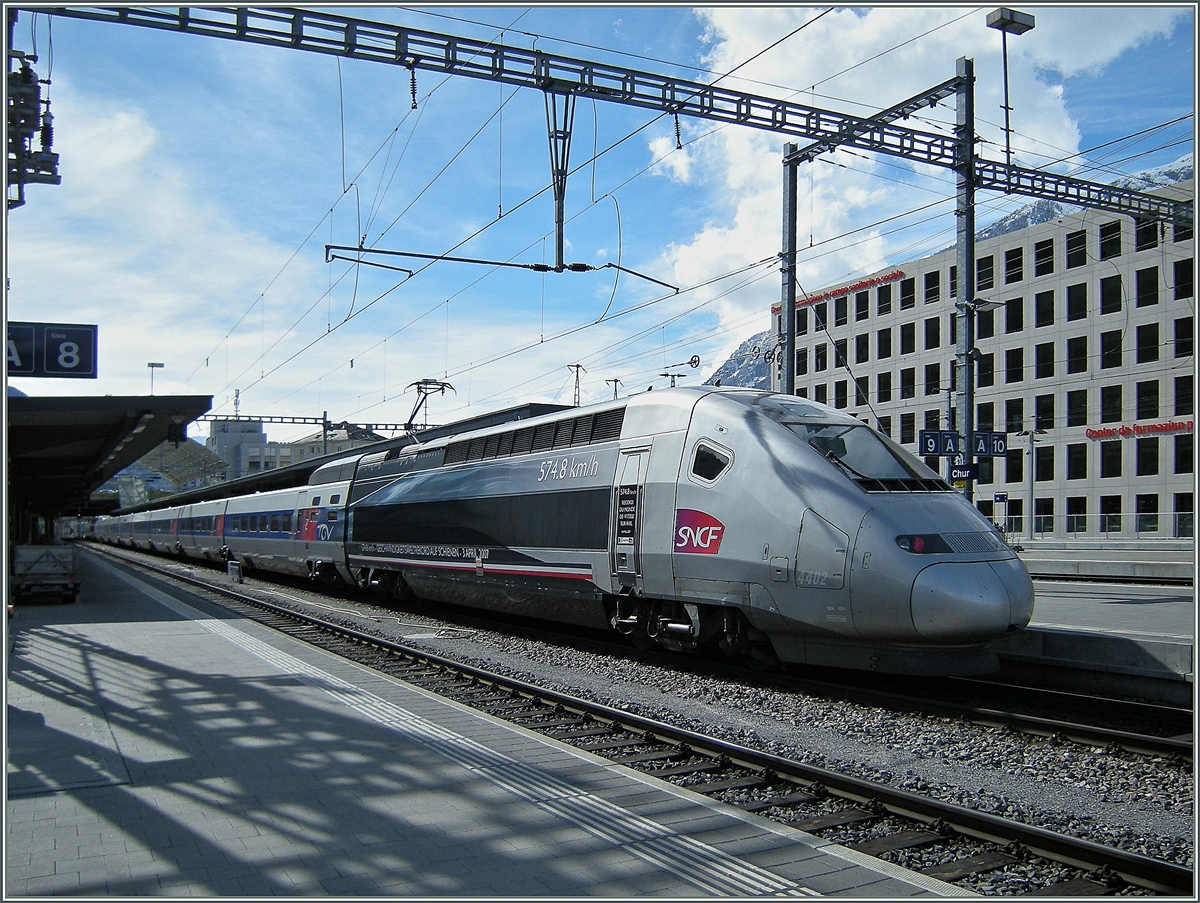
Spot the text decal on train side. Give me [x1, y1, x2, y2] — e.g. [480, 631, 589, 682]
[674, 509, 725, 554]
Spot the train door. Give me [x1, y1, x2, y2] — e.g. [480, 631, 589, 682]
[611, 448, 649, 592]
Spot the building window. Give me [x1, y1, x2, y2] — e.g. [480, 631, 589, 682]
[925, 409, 940, 432]
[1035, 394, 1055, 431]
[1066, 496, 1087, 533]
[977, 352, 995, 388]
[1099, 220, 1121, 259]
[1100, 330, 1122, 368]
[977, 255, 994, 291]
[834, 339, 848, 367]
[877, 283, 892, 316]
[977, 308, 995, 339]
[1067, 389, 1087, 427]
[1175, 258, 1194, 300]
[924, 316, 940, 350]
[1135, 218, 1158, 251]
[814, 343, 827, 371]
[977, 402, 995, 432]
[900, 322, 915, 354]
[900, 367, 916, 399]
[924, 271, 940, 304]
[1135, 266, 1159, 307]
[1176, 316, 1194, 357]
[1176, 375, 1193, 416]
[815, 302, 827, 329]
[900, 412, 915, 444]
[1005, 347, 1024, 383]
[1066, 229, 1087, 268]
[1006, 448, 1023, 484]
[1100, 385, 1122, 423]
[1136, 437, 1159, 476]
[1100, 495, 1122, 533]
[814, 384, 827, 404]
[1177, 220, 1194, 242]
[1067, 336, 1087, 374]
[1136, 380, 1159, 420]
[1005, 247, 1024, 283]
[1066, 444, 1087, 480]
[855, 291, 869, 321]
[855, 333, 870, 364]
[1034, 497, 1054, 534]
[877, 415, 892, 437]
[1066, 283, 1087, 321]
[1175, 493, 1194, 539]
[900, 278, 915, 310]
[796, 348, 808, 376]
[1005, 398, 1024, 433]
[1176, 434, 1194, 475]
[1100, 274, 1122, 314]
[1136, 323, 1159, 363]
[835, 380, 848, 409]
[834, 295, 848, 327]
[1035, 290, 1054, 327]
[1034, 238, 1054, 276]
[1136, 493, 1159, 534]
[949, 265, 957, 298]
[855, 376, 869, 406]
[1005, 297, 1023, 333]
[1035, 342, 1054, 379]
[876, 371, 893, 403]
[924, 363, 940, 395]
[977, 458, 994, 485]
[796, 307, 808, 336]
[877, 328, 892, 359]
[1100, 441, 1122, 478]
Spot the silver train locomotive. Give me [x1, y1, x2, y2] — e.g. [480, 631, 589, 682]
[94, 388, 1034, 675]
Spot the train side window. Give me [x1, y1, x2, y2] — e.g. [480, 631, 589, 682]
[328, 511, 339, 522]
[282, 513, 292, 532]
[311, 496, 321, 506]
[691, 443, 731, 483]
[270, 515, 280, 532]
[330, 494, 341, 504]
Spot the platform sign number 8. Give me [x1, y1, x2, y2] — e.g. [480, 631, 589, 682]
[6, 322, 97, 379]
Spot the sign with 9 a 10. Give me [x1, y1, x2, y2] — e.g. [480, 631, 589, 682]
[6, 322, 97, 379]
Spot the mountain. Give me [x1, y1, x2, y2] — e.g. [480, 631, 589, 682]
[707, 155, 1193, 388]
[703, 330, 772, 388]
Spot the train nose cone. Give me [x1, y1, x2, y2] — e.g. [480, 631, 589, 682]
[911, 560, 1031, 642]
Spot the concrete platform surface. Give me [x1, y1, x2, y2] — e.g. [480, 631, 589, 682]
[7, 552, 963, 897]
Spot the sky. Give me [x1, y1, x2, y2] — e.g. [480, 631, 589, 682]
[4, 4, 1195, 443]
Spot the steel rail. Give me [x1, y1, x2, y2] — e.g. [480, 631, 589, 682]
[89, 545, 1194, 895]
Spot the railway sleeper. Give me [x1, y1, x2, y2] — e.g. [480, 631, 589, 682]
[734, 790, 823, 812]
[686, 774, 772, 795]
[848, 829, 945, 856]
[1023, 876, 1116, 896]
[788, 806, 880, 832]
[917, 851, 1019, 882]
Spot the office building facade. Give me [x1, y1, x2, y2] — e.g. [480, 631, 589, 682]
[772, 180, 1194, 541]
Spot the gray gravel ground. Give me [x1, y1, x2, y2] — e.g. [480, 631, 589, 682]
[179, 563, 1195, 872]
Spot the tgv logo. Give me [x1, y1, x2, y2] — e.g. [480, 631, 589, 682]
[674, 509, 725, 554]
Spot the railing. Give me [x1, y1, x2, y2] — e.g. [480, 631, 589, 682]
[999, 513, 1194, 540]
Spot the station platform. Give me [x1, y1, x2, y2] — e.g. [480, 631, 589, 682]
[7, 550, 961, 897]
[992, 577, 1194, 705]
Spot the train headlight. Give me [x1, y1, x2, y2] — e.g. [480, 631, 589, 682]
[895, 534, 953, 554]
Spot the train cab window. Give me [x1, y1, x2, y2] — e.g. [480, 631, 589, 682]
[691, 443, 731, 483]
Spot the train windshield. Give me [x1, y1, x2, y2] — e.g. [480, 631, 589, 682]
[788, 423, 949, 491]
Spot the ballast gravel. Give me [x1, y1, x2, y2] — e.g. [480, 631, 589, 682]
[182, 566, 1195, 871]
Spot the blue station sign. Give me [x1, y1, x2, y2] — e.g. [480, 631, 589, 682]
[6, 322, 98, 379]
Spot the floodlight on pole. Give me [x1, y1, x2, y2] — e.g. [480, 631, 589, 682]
[986, 8, 1035, 182]
[147, 362, 164, 395]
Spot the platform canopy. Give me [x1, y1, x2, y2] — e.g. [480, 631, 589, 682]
[6, 394, 212, 518]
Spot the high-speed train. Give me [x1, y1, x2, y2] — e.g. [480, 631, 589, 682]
[92, 388, 1034, 675]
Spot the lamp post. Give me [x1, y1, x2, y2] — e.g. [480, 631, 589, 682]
[1016, 427, 1046, 540]
[986, 8, 1036, 179]
[147, 361, 164, 395]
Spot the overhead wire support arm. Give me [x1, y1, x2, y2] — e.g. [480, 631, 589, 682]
[39, 5, 1191, 227]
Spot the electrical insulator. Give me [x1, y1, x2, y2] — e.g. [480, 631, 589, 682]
[40, 110, 53, 150]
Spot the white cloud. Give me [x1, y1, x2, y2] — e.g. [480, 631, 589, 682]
[648, 135, 693, 182]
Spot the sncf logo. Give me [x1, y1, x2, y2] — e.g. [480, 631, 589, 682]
[674, 509, 725, 554]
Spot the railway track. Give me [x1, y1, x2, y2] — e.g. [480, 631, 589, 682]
[91, 546, 1194, 896]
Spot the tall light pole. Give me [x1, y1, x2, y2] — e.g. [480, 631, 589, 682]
[987, 8, 1035, 180]
[147, 361, 164, 395]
